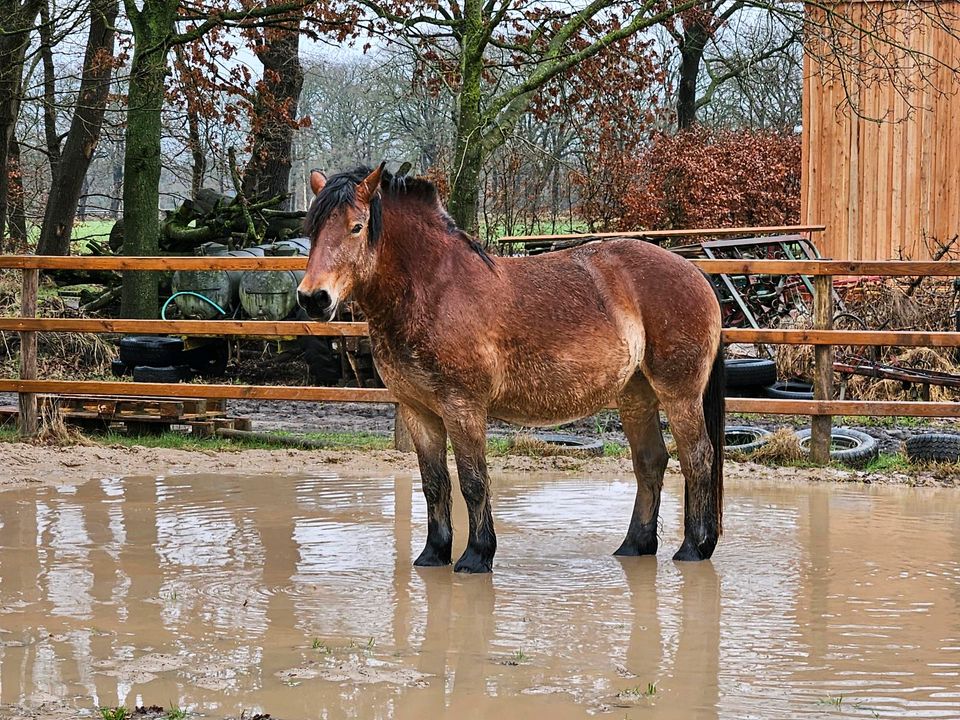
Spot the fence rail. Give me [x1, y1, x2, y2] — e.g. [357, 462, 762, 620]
[1, 252, 958, 463]
[2, 253, 959, 276]
[497, 224, 827, 245]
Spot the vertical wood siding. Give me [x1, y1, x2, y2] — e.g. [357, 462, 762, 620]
[802, 2, 960, 260]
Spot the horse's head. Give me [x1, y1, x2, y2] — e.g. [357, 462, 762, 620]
[298, 163, 385, 320]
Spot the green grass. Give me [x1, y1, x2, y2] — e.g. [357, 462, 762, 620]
[165, 707, 187, 720]
[864, 453, 911, 472]
[603, 441, 629, 458]
[618, 682, 657, 699]
[835, 415, 930, 429]
[817, 695, 844, 708]
[499, 649, 529, 665]
[0, 426, 392, 452]
[99, 708, 129, 720]
[21, 219, 115, 254]
[72, 220, 115, 254]
[482, 218, 593, 250]
[726, 413, 940, 431]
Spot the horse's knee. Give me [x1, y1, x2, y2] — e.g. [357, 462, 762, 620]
[634, 443, 668, 480]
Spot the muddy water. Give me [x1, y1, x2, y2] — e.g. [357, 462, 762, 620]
[1, 471, 959, 719]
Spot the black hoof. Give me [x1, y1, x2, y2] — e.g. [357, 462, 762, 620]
[613, 537, 658, 556]
[414, 544, 451, 567]
[454, 547, 493, 574]
[672, 535, 716, 562]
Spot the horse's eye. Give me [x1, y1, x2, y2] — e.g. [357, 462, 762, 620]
[351, 223, 363, 234]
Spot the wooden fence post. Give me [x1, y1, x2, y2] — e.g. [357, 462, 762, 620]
[393, 405, 414, 452]
[18, 268, 39, 438]
[810, 274, 834, 464]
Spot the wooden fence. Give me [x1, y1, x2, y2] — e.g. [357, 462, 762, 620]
[1, 252, 958, 464]
[802, 2, 960, 261]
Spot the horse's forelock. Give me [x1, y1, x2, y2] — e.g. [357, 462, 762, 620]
[304, 166, 383, 247]
[303, 166, 490, 268]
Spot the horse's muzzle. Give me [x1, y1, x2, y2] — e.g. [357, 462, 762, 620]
[297, 289, 335, 321]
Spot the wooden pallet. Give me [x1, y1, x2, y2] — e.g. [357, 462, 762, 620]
[0, 395, 251, 436]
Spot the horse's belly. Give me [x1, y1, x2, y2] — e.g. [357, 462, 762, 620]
[490, 354, 628, 425]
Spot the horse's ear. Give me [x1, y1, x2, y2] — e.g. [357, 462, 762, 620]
[356, 162, 386, 204]
[310, 169, 326, 195]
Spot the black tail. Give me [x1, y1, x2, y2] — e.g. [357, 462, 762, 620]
[703, 341, 725, 535]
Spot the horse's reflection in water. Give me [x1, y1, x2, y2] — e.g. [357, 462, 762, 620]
[388, 484, 721, 720]
[623, 558, 720, 719]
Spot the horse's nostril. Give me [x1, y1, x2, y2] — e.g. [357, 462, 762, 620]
[297, 289, 333, 318]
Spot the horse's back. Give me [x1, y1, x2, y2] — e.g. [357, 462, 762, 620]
[467, 240, 709, 423]
[561, 240, 722, 392]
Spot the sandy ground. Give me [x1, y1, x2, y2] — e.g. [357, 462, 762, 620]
[1, 442, 954, 491]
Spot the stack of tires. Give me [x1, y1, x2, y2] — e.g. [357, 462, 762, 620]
[112, 336, 229, 382]
[725, 357, 814, 400]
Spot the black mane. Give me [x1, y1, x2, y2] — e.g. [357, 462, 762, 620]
[304, 166, 494, 269]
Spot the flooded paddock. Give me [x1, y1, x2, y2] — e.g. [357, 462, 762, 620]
[1, 469, 959, 719]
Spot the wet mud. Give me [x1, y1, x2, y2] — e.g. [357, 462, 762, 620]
[1, 470, 959, 719]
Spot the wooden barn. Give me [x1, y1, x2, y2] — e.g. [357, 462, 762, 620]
[801, 1, 960, 261]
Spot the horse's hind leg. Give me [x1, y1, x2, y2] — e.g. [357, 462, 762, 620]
[442, 404, 496, 574]
[399, 403, 453, 567]
[661, 396, 718, 561]
[615, 374, 668, 556]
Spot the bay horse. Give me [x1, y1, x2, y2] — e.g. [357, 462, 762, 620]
[298, 163, 725, 574]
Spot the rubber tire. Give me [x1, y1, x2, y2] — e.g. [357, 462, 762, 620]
[119, 336, 184, 367]
[795, 427, 879, 468]
[904, 433, 960, 464]
[725, 358, 777, 389]
[132, 365, 191, 383]
[110, 358, 129, 377]
[764, 380, 815, 400]
[531, 432, 604, 457]
[724, 425, 772, 454]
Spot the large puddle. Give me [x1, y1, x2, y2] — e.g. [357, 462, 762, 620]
[1, 470, 959, 718]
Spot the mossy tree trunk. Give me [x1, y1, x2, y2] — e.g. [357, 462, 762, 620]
[120, 0, 178, 318]
[445, 0, 486, 235]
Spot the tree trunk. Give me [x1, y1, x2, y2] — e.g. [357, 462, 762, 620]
[37, 0, 119, 256]
[447, 0, 486, 235]
[77, 174, 90, 219]
[0, 0, 41, 241]
[677, 22, 709, 130]
[187, 103, 205, 199]
[7, 135, 26, 248]
[121, 0, 176, 318]
[173, 45, 206, 199]
[110, 144, 123, 218]
[241, 16, 303, 209]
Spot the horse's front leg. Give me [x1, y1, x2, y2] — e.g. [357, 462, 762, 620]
[399, 403, 453, 567]
[443, 405, 496, 574]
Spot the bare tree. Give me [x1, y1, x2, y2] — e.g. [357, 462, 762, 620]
[36, 0, 120, 255]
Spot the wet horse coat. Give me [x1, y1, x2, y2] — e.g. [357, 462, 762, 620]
[298, 164, 725, 573]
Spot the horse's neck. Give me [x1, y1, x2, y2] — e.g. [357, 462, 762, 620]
[355, 210, 460, 327]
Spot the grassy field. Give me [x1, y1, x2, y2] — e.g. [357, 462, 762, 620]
[20, 219, 115, 254]
[71, 219, 115, 253]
